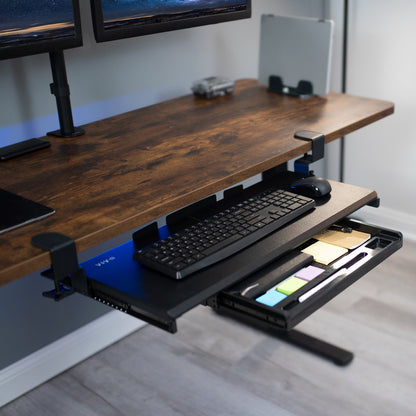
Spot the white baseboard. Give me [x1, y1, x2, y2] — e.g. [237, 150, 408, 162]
[0, 311, 145, 407]
[353, 205, 416, 242]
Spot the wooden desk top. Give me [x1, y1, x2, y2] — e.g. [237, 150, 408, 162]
[0, 79, 393, 285]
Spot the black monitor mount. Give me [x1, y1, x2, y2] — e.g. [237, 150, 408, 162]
[47, 50, 84, 138]
[0, 50, 84, 161]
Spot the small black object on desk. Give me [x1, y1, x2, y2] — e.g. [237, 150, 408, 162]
[0, 138, 50, 161]
[268, 75, 313, 98]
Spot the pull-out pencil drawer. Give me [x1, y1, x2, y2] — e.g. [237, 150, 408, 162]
[209, 219, 402, 330]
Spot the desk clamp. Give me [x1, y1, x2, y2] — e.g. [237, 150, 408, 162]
[32, 232, 89, 301]
[293, 130, 325, 176]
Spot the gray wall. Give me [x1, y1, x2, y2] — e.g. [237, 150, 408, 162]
[324, 1, 416, 241]
[340, 0, 416, 216]
[0, 1, 328, 370]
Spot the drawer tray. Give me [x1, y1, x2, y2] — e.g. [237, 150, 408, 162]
[209, 219, 402, 330]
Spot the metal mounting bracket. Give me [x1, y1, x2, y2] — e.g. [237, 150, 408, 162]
[31, 232, 89, 301]
[294, 130, 325, 175]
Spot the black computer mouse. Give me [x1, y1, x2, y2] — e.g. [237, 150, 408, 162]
[290, 176, 332, 198]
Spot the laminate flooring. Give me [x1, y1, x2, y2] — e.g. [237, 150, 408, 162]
[2, 239, 416, 416]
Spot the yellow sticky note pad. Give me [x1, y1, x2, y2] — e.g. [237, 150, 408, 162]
[302, 241, 348, 265]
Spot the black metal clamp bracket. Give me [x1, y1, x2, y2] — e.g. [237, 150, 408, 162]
[31, 232, 89, 301]
[293, 130, 325, 176]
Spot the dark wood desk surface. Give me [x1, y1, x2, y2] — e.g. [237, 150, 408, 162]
[0, 79, 393, 285]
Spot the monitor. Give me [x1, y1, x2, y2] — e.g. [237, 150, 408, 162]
[0, 0, 83, 61]
[0, 1, 84, 153]
[90, 0, 252, 43]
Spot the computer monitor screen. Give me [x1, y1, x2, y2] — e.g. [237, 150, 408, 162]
[0, 0, 83, 60]
[91, 0, 251, 43]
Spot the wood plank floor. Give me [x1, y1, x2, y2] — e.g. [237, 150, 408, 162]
[2, 239, 415, 416]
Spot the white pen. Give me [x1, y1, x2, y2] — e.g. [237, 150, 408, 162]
[241, 283, 259, 296]
[298, 268, 347, 303]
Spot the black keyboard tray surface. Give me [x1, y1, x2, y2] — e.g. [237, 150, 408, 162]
[71, 174, 401, 333]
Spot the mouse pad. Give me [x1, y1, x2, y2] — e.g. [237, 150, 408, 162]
[0, 188, 55, 234]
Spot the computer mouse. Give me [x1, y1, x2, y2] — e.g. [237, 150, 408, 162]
[290, 176, 332, 198]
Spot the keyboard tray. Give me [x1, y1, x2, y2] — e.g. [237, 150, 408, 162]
[68, 175, 392, 333]
[74, 173, 381, 332]
[209, 219, 402, 330]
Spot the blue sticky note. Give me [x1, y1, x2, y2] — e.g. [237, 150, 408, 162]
[256, 290, 287, 307]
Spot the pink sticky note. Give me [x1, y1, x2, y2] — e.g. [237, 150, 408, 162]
[295, 265, 324, 281]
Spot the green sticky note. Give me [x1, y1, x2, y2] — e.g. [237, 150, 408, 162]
[277, 277, 308, 295]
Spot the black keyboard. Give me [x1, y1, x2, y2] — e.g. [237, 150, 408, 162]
[134, 189, 315, 279]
